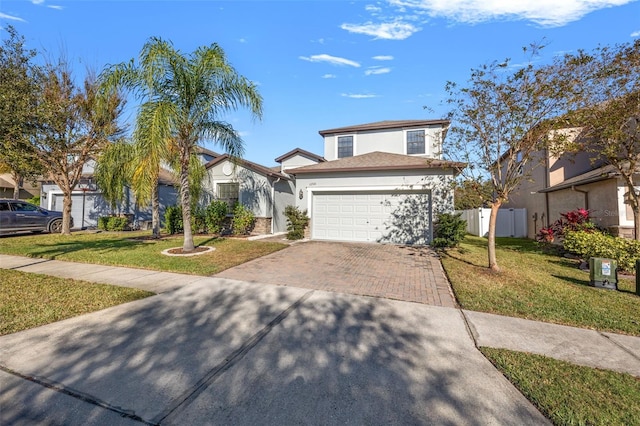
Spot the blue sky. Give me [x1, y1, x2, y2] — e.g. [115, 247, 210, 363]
[1, 0, 639, 165]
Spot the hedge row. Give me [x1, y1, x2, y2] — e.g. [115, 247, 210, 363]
[563, 230, 640, 273]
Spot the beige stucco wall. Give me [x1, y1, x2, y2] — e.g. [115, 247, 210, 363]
[548, 150, 597, 187]
[547, 179, 619, 230]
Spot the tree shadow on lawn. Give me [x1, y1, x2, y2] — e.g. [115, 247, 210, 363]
[21, 235, 224, 260]
[0, 281, 542, 425]
[23, 238, 149, 259]
[552, 274, 638, 296]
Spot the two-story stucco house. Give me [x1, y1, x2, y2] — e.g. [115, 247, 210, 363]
[286, 120, 465, 245]
[506, 144, 638, 239]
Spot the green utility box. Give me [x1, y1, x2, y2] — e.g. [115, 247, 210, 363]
[589, 258, 618, 290]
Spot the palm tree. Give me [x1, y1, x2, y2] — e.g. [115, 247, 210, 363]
[99, 38, 262, 251]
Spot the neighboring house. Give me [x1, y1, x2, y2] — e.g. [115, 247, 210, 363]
[286, 120, 464, 245]
[40, 159, 179, 230]
[38, 147, 222, 230]
[506, 145, 638, 239]
[0, 173, 40, 200]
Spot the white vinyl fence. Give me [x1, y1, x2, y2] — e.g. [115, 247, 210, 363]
[457, 208, 527, 238]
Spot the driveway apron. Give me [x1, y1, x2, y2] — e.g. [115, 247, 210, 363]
[0, 278, 547, 425]
[216, 241, 457, 307]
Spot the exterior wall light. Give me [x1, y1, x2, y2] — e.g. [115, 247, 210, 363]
[299, 190, 304, 200]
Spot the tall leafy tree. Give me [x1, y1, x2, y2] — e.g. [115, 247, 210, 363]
[454, 179, 493, 210]
[562, 40, 640, 240]
[0, 25, 43, 198]
[100, 37, 262, 251]
[444, 44, 573, 271]
[33, 62, 124, 234]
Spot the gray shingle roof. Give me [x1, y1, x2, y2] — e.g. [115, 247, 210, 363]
[318, 120, 450, 136]
[287, 151, 466, 174]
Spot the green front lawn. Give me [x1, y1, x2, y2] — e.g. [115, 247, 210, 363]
[482, 347, 640, 426]
[1, 269, 153, 335]
[0, 231, 287, 276]
[441, 236, 640, 336]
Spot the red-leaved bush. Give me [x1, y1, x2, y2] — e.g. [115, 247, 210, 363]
[536, 208, 595, 243]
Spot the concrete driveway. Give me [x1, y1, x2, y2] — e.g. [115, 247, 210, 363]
[217, 241, 457, 307]
[0, 277, 548, 425]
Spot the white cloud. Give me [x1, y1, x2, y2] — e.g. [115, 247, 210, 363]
[31, 0, 45, 4]
[373, 55, 394, 61]
[341, 93, 379, 98]
[322, 74, 337, 79]
[48, 5, 63, 10]
[632, 30, 640, 37]
[365, 67, 392, 75]
[365, 4, 382, 13]
[299, 54, 361, 67]
[387, 0, 635, 27]
[341, 21, 419, 40]
[0, 12, 26, 22]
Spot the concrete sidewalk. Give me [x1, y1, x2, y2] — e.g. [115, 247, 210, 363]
[1, 254, 640, 425]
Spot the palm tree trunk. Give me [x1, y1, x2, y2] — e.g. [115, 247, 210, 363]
[180, 154, 195, 252]
[488, 200, 502, 272]
[151, 183, 160, 239]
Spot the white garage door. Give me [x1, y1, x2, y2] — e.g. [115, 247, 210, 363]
[312, 191, 432, 245]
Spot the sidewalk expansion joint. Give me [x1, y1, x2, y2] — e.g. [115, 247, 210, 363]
[600, 332, 640, 363]
[0, 364, 154, 425]
[152, 289, 316, 425]
[8, 258, 53, 270]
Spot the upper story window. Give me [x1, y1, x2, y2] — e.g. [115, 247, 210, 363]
[337, 136, 353, 158]
[406, 130, 426, 155]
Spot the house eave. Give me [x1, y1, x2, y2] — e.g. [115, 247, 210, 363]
[289, 162, 466, 175]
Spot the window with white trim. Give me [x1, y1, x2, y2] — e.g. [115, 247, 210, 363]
[406, 130, 425, 155]
[217, 182, 239, 210]
[337, 136, 353, 158]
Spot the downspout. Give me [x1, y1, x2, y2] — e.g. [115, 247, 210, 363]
[271, 177, 281, 234]
[571, 186, 589, 210]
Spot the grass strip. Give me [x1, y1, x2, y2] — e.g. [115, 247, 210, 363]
[481, 347, 640, 426]
[441, 236, 640, 336]
[0, 269, 153, 335]
[0, 231, 288, 276]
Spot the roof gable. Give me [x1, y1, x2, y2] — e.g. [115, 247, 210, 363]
[204, 154, 289, 180]
[274, 148, 325, 163]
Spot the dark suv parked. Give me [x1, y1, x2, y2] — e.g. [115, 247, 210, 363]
[0, 199, 71, 234]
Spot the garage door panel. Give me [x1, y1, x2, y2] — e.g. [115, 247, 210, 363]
[312, 191, 431, 245]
